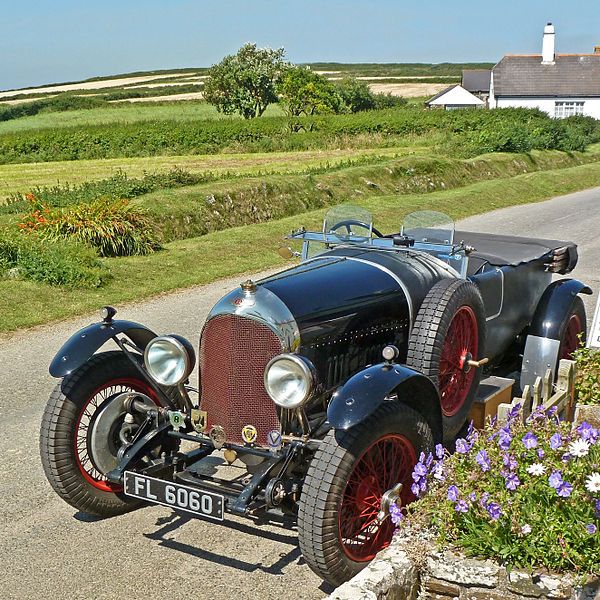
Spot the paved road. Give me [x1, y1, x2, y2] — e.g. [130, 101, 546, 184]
[1, 187, 599, 600]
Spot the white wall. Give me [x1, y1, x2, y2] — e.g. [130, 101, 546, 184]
[492, 96, 600, 119]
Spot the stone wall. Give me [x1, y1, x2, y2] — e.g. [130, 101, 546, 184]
[328, 535, 599, 600]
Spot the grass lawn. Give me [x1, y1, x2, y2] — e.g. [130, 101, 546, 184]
[0, 146, 419, 199]
[0, 101, 285, 135]
[3, 159, 600, 335]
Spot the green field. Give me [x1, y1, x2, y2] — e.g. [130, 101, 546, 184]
[1, 64, 600, 334]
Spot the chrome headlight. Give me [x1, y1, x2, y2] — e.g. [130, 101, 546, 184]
[264, 354, 315, 409]
[144, 335, 195, 386]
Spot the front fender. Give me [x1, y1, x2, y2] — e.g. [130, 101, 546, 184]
[327, 363, 442, 442]
[49, 320, 158, 378]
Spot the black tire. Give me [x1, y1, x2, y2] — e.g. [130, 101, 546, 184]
[407, 278, 486, 440]
[40, 351, 171, 517]
[297, 402, 433, 586]
[557, 296, 587, 361]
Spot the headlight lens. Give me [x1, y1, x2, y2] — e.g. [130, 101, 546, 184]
[144, 335, 195, 386]
[264, 354, 314, 409]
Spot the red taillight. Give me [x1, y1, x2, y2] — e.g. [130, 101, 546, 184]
[199, 314, 282, 446]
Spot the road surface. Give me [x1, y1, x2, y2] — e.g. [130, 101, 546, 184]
[1, 186, 599, 600]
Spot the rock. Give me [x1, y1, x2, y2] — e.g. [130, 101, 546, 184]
[427, 551, 500, 588]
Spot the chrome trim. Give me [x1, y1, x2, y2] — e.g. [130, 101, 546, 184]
[486, 268, 505, 322]
[344, 256, 415, 327]
[144, 335, 192, 386]
[206, 285, 301, 352]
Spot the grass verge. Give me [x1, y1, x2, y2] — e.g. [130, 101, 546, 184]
[3, 159, 600, 334]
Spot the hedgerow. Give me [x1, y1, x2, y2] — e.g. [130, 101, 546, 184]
[0, 107, 598, 164]
[0, 95, 107, 122]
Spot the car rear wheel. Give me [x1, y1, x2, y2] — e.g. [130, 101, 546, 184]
[40, 351, 168, 517]
[407, 278, 486, 440]
[297, 402, 432, 586]
[558, 296, 586, 360]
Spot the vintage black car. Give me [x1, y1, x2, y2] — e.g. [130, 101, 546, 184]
[40, 206, 590, 586]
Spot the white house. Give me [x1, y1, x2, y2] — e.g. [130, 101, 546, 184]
[426, 84, 485, 110]
[490, 23, 600, 119]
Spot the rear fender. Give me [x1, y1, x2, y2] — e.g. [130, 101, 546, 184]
[49, 320, 158, 378]
[521, 279, 592, 389]
[327, 363, 442, 443]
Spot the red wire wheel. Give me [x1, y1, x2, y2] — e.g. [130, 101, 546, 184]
[298, 402, 433, 587]
[338, 434, 416, 562]
[74, 377, 158, 493]
[559, 312, 583, 360]
[407, 279, 486, 439]
[439, 306, 478, 417]
[40, 351, 176, 517]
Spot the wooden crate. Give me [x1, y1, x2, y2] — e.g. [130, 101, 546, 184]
[469, 376, 515, 429]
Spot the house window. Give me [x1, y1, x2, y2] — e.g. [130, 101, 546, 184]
[554, 101, 584, 118]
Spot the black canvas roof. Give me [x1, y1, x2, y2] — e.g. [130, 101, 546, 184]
[462, 69, 491, 93]
[493, 54, 600, 97]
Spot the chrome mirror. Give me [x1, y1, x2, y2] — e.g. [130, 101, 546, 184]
[278, 246, 299, 259]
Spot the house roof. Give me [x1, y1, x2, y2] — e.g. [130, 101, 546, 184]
[426, 84, 485, 106]
[493, 54, 600, 97]
[462, 69, 491, 93]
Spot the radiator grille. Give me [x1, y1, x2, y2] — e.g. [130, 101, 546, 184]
[199, 314, 282, 446]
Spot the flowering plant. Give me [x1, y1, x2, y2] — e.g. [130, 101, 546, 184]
[395, 407, 600, 576]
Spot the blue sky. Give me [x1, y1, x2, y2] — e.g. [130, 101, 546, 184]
[1, 0, 599, 90]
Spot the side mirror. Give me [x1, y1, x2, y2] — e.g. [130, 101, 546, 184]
[277, 246, 300, 259]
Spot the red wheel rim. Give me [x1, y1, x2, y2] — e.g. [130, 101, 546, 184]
[74, 378, 158, 493]
[439, 305, 478, 417]
[338, 434, 417, 562]
[559, 313, 583, 360]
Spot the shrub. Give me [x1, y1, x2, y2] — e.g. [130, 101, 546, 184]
[335, 77, 377, 112]
[19, 196, 160, 257]
[0, 94, 107, 122]
[395, 407, 600, 576]
[573, 345, 600, 406]
[373, 92, 408, 109]
[0, 229, 108, 287]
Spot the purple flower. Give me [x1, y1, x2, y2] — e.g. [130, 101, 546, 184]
[431, 462, 445, 481]
[561, 452, 571, 463]
[412, 462, 428, 481]
[469, 492, 477, 503]
[595, 499, 600, 518]
[486, 502, 502, 520]
[550, 433, 562, 450]
[577, 422, 599, 444]
[447, 485, 459, 502]
[557, 481, 573, 498]
[507, 403, 522, 421]
[389, 503, 404, 526]
[498, 427, 513, 451]
[411, 482, 421, 497]
[425, 452, 434, 468]
[435, 444, 445, 459]
[455, 438, 471, 454]
[505, 473, 521, 491]
[475, 450, 491, 472]
[419, 451, 426, 463]
[522, 432, 538, 449]
[537, 448, 545, 459]
[549, 471, 563, 489]
[455, 500, 469, 513]
[479, 492, 490, 508]
[586, 523, 597, 535]
[502, 453, 517, 471]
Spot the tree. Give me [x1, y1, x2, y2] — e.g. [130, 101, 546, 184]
[278, 66, 344, 117]
[203, 43, 287, 119]
[336, 77, 377, 112]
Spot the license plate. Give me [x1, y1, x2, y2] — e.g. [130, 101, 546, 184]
[124, 472, 224, 521]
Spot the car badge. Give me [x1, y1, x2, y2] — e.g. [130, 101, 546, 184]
[223, 449, 237, 464]
[168, 411, 185, 431]
[190, 409, 207, 433]
[266, 429, 282, 451]
[241, 425, 258, 445]
[209, 425, 226, 449]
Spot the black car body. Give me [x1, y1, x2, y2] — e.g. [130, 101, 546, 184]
[40, 207, 591, 586]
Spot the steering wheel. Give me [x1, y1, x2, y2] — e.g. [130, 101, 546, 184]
[329, 220, 384, 238]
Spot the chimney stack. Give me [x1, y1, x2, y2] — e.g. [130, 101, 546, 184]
[542, 22, 555, 64]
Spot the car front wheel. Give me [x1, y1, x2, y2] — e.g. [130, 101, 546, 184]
[297, 402, 433, 586]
